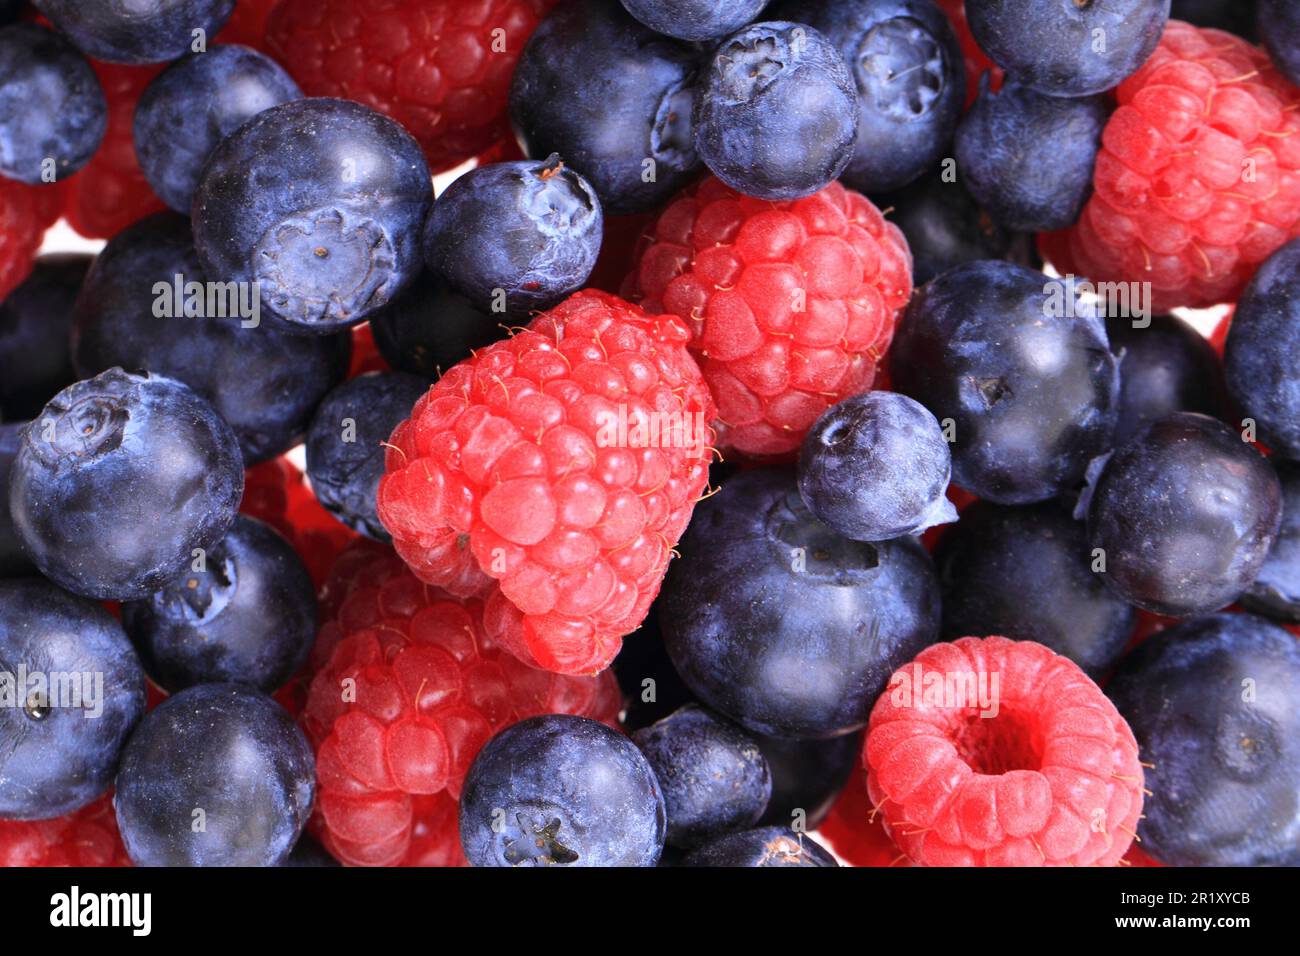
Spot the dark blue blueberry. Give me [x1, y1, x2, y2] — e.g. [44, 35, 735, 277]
[1225, 239, 1300, 460]
[7, 369, 244, 601]
[368, 269, 503, 380]
[612, 604, 698, 733]
[798, 390, 957, 541]
[694, 21, 857, 200]
[121, 516, 317, 694]
[0, 423, 32, 577]
[305, 371, 429, 539]
[662, 467, 941, 739]
[423, 156, 602, 318]
[966, 0, 1169, 98]
[889, 261, 1120, 504]
[1108, 613, 1300, 866]
[1084, 412, 1282, 616]
[193, 97, 432, 335]
[1259, 0, 1300, 86]
[935, 500, 1135, 679]
[114, 683, 315, 866]
[1240, 461, 1300, 623]
[954, 76, 1108, 231]
[1175, 0, 1257, 39]
[683, 826, 838, 867]
[31, 0, 234, 65]
[0, 23, 105, 184]
[459, 715, 666, 867]
[632, 704, 771, 848]
[0, 577, 146, 819]
[510, 0, 701, 215]
[0, 253, 92, 421]
[1107, 311, 1226, 446]
[71, 213, 351, 464]
[133, 44, 301, 213]
[870, 171, 1035, 285]
[756, 731, 860, 829]
[772, 0, 966, 193]
[620, 0, 767, 41]
[281, 833, 340, 867]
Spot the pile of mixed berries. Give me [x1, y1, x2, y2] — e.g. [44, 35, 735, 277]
[1, 0, 1299, 869]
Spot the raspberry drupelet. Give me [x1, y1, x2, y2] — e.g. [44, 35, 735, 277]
[0, 177, 62, 302]
[0, 794, 130, 867]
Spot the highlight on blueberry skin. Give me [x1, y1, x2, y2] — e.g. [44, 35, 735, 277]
[121, 516, 317, 694]
[683, 826, 838, 867]
[7, 368, 245, 601]
[798, 390, 957, 542]
[0, 578, 146, 820]
[0, 23, 106, 185]
[1107, 613, 1300, 866]
[113, 683, 315, 867]
[133, 43, 302, 213]
[30, 0, 235, 65]
[459, 715, 667, 867]
[192, 97, 433, 335]
[422, 156, 603, 318]
[694, 20, 858, 201]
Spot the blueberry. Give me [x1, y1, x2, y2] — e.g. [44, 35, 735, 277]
[1107, 312, 1226, 446]
[889, 261, 1120, 504]
[662, 467, 941, 739]
[0, 1, 20, 26]
[611, 604, 698, 733]
[0, 253, 92, 420]
[632, 705, 771, 848]
[1175, 0, 1257, 39]
[133, 44, 301, 213]
[1108, 613, 1300, 866]
[0, 577, 146, 819]
[422, 156, 602, 318]
[755, 731, 860, 829]
[694, 21, 857, 200]
[1239, 461, 1300, 624]
[459, 715, 666, 867]
[1084, 412, 1282, 616]
[954, 76, 1108, 231]
[368, 270, 503, 380]
[193, 97, 432, 335]
[0, 423, 32, 577]
[1225, 239, 1300, 460]
[281, 833, 340, 867]
[771, 0, 966, 193]
[71, 213, 352, 463]
[1258, 0, 1300, 86]
[0, 23, 106, 184]
[114, 683, 315, 866]
[870, 171, 1035, 285]
[31, 0, 234, 65]
[683, 826, 838, 867]
[965, 0, 1170, 98]
[798, 391, 957, 541]
[935, 500, 1135, 679]
[121, 516, 316, 694]
[8, 369, 244, 601]
[305, 371, 429, 539]
[620, 0, 767, 40]
[510, 0, 702, 215]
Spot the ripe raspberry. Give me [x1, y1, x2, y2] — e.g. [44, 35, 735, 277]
[0, 794, 130, 867]
[865, 636, 1144, 867]
[348, 323, 389, 379]
[0, 177, 62, 303]
[266, 0, 556, 175]
[215, 0, 277, 51]
[819, 768, 907, 867]
[61, 62, 165, 240]
[303, 543, 621, 866]
[241, 457, 360, 587]
[627, 176, 912, 457]
[1041, 21, 1300, 312]
[378, 289, 715, 674]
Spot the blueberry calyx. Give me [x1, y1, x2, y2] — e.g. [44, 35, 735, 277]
[857, 17, 945, 120]
[501, 811, 580, 866]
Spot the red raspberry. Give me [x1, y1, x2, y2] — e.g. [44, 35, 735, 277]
[865, 636, 1144, 867]
[241, 457, 360, 587]
[0, 177, 62, 303]
[819, 768, 907, 867]
[378, 289, 715, 675]
[0, 794, 130, 867]
[266, 0, 556, 176]
[215, 0, 278, 51]
[303, 544, 621, 866]
[1041, 21, 1300, 312]
[627, 176, 912, 458]
[62, 62, 165, 240]
[348, 323, 389, 378]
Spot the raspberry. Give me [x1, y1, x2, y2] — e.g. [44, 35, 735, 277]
[378, 289, 715, 675]
[215, 0, 277, 51]
[348, 323, 389, 379]
[266, 0, 556, 176]
[0, 794, 130, 867]
[241, 457, 360, 587]
[61, 61, 165, 240]
[627, 176, 912, 458]
[819, 768, 907, 868]
[864, 636, 1145, 867]
[1041, 21, 1300, 312]
[303, 542, 621, 866]
[0, 177, 62, 303]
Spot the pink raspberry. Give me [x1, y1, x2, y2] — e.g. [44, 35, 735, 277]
[0, 794, 130, 868]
